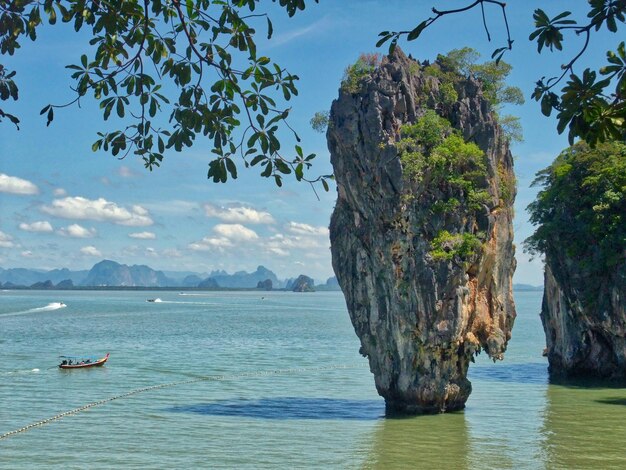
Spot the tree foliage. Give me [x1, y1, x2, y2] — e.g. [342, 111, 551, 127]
[525, 140, 626, 272]
[377, 0, 626, 146]
[426, 47, 524, 142]
[0, 0, 333, 189]
[310, 110, 329, 133]
[340, 53, 380, 94]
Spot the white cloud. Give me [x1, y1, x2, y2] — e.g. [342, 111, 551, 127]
[188, 223, 258, 251]
[287, 222, 329, 236]
[269, 16, 330, 47]
[0, 231, 15, 248]
[162, 248, 183, 258]
[53, 188, 67, 197]
[143, 200, 198, 215]
[19, 221, 53, 233]
[213, 223, 259, 241]
[268, 247, 289, 257]
[58, 224, 97, 238]
[118, 166, 136, 178]
[80, 245, 102, 257]
[129, 231, 156, 240]
[145, 247, 158, 257]
[42, 196, 153, 226]
[189, 237, 234, 251]
[204, 204, 275, 224]
[0, 173, 39, 195]
[21, 250, 33, 258]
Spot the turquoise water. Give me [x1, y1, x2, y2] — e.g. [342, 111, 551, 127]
[1, 290, 625, 469]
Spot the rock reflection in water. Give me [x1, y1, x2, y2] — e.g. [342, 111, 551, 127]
[542, 382, 626, 468]
[362, 413, 469, 469]
[167, 397, 384, 421]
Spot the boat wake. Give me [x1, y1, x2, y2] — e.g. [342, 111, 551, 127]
[33, 302, 67, 311]
[0, 368, 42, 376]
[0, 302, 67, 318]
[154, 300, 221, 306]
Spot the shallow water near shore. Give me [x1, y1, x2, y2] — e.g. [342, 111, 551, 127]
[1, 290, 625, 469]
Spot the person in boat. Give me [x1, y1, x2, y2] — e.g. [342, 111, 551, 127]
[61, 359, 68, 365]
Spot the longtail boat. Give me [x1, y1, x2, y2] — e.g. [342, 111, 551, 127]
[59, 353, 109, 369]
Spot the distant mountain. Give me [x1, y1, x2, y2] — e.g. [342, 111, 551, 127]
[0, 267, 88, 286]
[81, 260, 172, 287]
[197, 277, 219, 288]
[292, 275, 315, 292]
[0, 261, 323, 290]
[30, 280, 54, 289]
[315, 276, 341, 291]
[208, 265, 279, 288]
[513, 284, 543, 292]
[257, 279, 273, 290]
[163, 270, 209, 284]
[181, 275, 204, 287]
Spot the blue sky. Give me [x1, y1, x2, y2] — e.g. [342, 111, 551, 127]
[0, 1, 610, 283]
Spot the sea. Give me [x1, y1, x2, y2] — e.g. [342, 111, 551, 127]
[1, 289, 625, 469]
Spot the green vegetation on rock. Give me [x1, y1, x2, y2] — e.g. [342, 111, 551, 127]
[430, 231, 483, 262]
[398, 111, 487, 199]
[340, 53, 381, 94]
[396, 110, 489, 263]
[525, 141, 626, 272]
[423, 47, 524, 142]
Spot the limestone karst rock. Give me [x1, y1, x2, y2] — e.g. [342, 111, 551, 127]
[542, 262, 626, 379]
[531, 142, 626, 380]
[329, 49, 517, 413]
[291, 275, 315, 292]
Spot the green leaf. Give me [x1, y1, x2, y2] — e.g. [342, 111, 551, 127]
[407, 21, 427, 41]
[225, 157, 238, 179]
[250, 155, 265, 166]
[267, 17, 273, 39]
[116, 99, 124, 118]
[46, 107, 54, 126]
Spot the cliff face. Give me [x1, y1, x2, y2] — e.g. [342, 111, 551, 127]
[328, 49, 516, 413]
[542, 255, 626, 379]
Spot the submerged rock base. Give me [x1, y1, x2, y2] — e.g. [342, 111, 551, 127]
[329, 49, 516, 413]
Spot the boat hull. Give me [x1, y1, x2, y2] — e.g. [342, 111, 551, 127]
[59, 353, 109, 369]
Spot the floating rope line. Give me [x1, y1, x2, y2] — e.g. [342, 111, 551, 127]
[0, 364, 362, 441]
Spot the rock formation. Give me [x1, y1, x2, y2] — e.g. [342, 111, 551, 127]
[82, 260, 171, 286]
[329, 49, 516, 413]
[542, 262, 626, 379]
[530, 142, 626, 380]
[257, 279, 273, 290]
[291, 275, 315, 292]
[198, 277, 219, 288]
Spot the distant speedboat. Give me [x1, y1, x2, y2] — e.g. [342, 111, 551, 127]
[59, 353, 109, 369]
[146, 298, 162, 303]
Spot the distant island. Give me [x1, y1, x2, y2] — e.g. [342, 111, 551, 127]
[0, 259, 540, 293]
[512, 284, 543, 292]
[0, 259, 341, 292]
